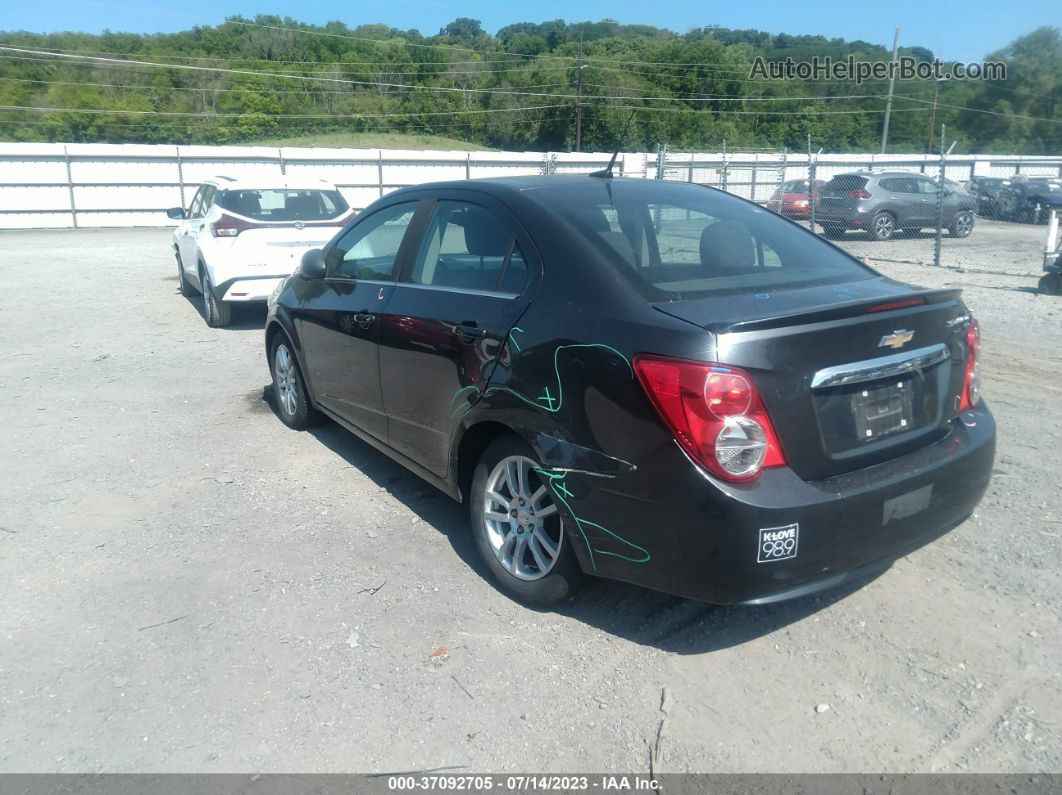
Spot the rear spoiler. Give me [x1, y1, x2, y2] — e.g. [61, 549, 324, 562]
[710, 288, 964, 334]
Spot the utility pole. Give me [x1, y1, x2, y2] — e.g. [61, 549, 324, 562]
[880, 25, 900, 154]
[575, 32, 585, 153]
[927, 78, 942, 153]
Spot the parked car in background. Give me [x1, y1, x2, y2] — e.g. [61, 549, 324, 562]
[994, 176, 1062, 224]
[765, 179, 824, 220]
[967, 176, 1011, 217]
[168, 177, 353, 327]
[264, 175, 995, 607]
[814, 171, 977, 241]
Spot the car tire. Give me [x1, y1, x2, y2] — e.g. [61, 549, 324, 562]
[176, 253, 195, 297]
[822, 225, 845, 240]
[269, 334, 320, 429]
[1039, 273, 1062, 295]
[201, 271, 232, 328]
[949, 211, 975, 238]
[870, 211, 896, 241]
[469, 436, 583, 606]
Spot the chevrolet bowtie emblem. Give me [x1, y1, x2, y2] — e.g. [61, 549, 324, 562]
[879, 329, 915, 349]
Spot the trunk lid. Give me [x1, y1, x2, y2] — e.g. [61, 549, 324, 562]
[653, 279, 971, 480]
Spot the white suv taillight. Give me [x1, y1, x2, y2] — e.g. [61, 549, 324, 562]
[634, 355, 786, 482]
[211, 214, 256, 237]
[959, 318, 981, 410]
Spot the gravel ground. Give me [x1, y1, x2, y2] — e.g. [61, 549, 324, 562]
[0, 227, 1060, 774]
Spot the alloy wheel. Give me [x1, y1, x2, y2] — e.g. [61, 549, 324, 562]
[482, 455, 563, 581]
[955, 211, 974, 236]
[874, 213, 895, 239]
[274, 343, 298, 417]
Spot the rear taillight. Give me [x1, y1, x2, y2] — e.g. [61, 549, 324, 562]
[958, 318, 981, 410]
[634, 355, 786, 482]
[211, 214, 257, 237]
[847, 188, 872, 199]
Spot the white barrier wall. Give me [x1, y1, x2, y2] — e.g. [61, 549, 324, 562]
[0, 142, 1059, 229]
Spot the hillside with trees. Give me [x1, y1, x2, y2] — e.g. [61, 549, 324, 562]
[0, 17, 1058, 153]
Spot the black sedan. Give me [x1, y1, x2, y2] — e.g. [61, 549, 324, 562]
[264, 176, 995, 606]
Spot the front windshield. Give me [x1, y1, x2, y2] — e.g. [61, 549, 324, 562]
[530, 179, 875, 301]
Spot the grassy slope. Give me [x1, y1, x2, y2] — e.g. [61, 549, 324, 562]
[247, 131, 497, 151]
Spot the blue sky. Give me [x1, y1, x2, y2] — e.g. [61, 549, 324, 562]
[0, 0, 1051, 61]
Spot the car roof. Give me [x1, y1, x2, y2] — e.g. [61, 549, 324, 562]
[202, 175, 341, 191]
[384, 174, 743, 204]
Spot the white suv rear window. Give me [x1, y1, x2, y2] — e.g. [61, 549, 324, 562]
[218, 189, 348, 221]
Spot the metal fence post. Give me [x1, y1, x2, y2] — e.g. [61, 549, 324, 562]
[377, 150, 384, 198]
[809, 157, 818, 234]
[465, 152, 471, 180]
[63, 145, 77, 229]
[278, 148, 286, 176]
[176, 146, 186, 210]
[655, 145, 666, 180]
[750, 153, 758, 203]
[934, 124, 947, 267]
[721, 139, 729, 193]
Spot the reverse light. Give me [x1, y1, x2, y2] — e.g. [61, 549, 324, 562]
[211, 214, 257, 237]
[959, 318, 981, 410]
[634, 355, 786, 482]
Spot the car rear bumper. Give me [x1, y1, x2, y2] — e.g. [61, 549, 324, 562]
[218, 276, 286, 302]
[814, 209, 866, 227]
[561, 403, 995, 605]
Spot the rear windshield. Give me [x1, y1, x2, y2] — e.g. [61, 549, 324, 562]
[821, 175, 868, 195]
[530, 179, 874, 300]
[217, 189, 349, 221]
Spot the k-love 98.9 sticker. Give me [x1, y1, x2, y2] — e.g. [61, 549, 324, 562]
[758, 524, 799, 563]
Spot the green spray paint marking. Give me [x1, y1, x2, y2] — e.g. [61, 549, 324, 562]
[446, 339, 648, 569]
[446, 339, 633, 420]
[484, 342, 634, 415]
[537, 386, 557, 410]
[532, 466, 650, 571]
[508, 326, 524, 352]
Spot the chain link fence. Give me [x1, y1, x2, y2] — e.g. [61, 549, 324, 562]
[657, 142, 1062, 285]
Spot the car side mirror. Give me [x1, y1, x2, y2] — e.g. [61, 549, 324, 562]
[166, 207, 186, 220]
[300, 248, 326, 280]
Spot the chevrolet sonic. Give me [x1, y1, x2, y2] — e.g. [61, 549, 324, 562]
[264, 175, 995, 606]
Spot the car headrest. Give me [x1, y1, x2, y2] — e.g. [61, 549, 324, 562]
[287, 194, 319, 216]
[599, 230, 636, 268]
[700, 220, 755, 273]
[231, 191, 261, 217]
[461, 209, 512, 257]
[579, 209, 611, 233]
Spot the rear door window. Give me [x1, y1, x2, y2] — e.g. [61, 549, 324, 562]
[409, 201, 528, 295]
[187, 185, 210, 218]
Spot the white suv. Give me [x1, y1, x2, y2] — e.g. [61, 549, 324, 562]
[169, 176, 353, 327]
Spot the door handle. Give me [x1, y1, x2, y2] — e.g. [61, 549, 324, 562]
[354, 312, 375, 329]
[453, 323, 488, 340]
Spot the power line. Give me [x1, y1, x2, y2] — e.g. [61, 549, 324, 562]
[0, 74, 894, 105]
[0, 102, 569, 118]
[0, 47, 903, 104]
[0, 75, 575, 95]
[896, 94, 1061, 124]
